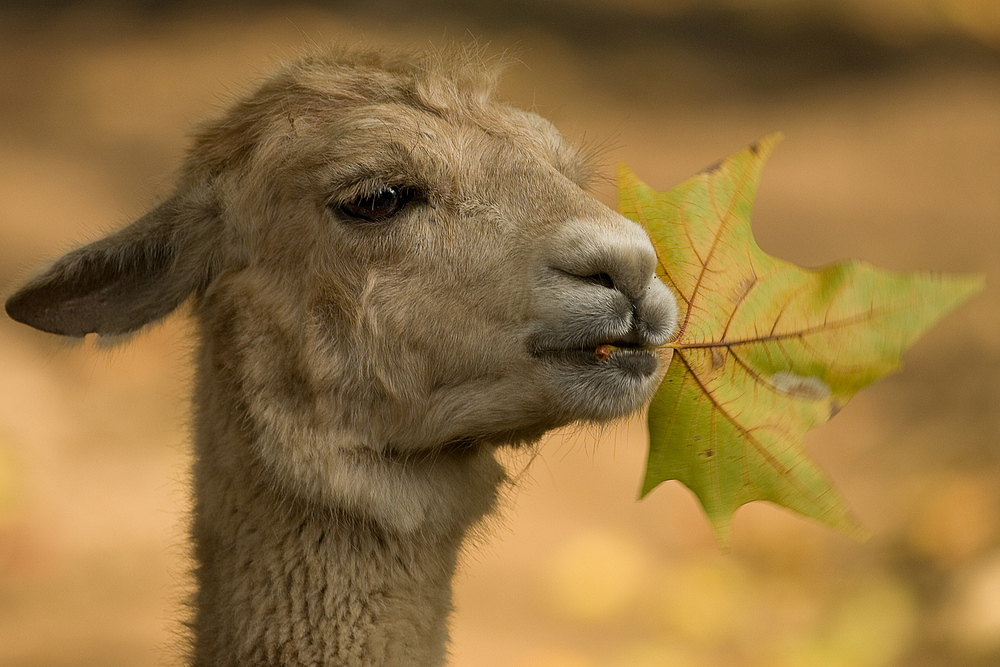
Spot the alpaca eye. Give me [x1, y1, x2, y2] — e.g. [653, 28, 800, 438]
[337, 186, 416, 223]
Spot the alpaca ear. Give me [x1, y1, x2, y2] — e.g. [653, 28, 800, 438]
[5, 190, 222, 338]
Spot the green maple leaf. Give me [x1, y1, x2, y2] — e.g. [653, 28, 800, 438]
[618, 133, 984, 547]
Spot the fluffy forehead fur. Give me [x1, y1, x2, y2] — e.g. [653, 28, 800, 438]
[188, 45, 593, 188]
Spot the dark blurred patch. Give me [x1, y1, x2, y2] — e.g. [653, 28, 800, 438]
[3, 0, 999, 101]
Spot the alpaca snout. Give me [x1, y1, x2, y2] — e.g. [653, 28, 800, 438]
[546, 214, 660, 302]
[530, 215, 679, 356]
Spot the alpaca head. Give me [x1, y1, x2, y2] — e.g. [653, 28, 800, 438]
[6, 46, 677, 530]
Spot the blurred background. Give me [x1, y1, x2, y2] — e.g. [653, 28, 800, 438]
[0, 1, 997, 666]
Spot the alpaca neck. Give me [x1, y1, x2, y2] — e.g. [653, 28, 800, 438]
[190, 451, 467, 667]
[186, 313, 507, 666]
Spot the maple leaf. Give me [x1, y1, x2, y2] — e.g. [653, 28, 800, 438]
[618, 133, 984, 548]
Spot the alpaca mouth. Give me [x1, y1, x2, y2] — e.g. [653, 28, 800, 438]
[593, 341, 654, 361]
[531, 330, 660, 378]
[559, 344, 658, 376]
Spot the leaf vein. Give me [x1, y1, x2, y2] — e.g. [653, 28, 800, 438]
[679, 156, 758, 335]
[674, 351, 827, 508]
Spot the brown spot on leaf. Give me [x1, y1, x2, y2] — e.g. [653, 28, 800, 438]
[699, 159, 722, 175]
[711, 348, 726, 370]
[700, 449, 714, 459]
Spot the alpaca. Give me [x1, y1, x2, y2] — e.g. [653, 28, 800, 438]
[5, 45, 678, 666]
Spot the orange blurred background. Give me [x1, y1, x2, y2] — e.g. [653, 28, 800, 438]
[0, 2, 998, 666]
